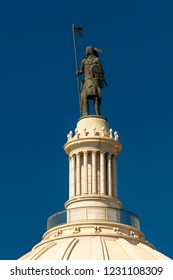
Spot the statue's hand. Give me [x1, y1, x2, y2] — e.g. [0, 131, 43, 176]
[76, 70, 83, 76]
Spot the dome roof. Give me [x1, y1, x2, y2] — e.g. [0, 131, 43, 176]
[19, 236, 169, 260]
[19, 222, 170, 260]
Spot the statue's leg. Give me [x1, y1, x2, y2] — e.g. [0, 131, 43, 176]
[81, 85, 89, 116]
[94, 96, 100, 115]
[82, 92, 88, 116]
[83, 98, 88, 116]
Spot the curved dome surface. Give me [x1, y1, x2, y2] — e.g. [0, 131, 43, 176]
[19, 236, 169, 260]
[19, 222, 170, 260]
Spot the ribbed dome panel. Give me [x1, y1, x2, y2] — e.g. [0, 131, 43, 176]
[19, 236, 170, 260]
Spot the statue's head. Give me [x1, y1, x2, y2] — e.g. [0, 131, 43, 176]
[85, 46, 102, 57]
[85, 46, 94, 55]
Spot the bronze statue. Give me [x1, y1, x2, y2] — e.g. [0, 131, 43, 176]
[77, 46, 107, 116]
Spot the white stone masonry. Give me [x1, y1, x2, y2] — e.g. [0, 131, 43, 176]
[64, 116, 122, 210]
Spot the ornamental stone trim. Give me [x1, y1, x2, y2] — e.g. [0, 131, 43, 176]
[73, 227, 80, 234]
[67, 128, 119, 142]
[94, 226, 101, 233]
[113, 227, 123, 235]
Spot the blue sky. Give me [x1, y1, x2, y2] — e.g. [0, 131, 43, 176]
[0, 0, 173, 259]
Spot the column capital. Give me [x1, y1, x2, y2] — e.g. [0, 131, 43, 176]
[69, 154, 74, 161]
[76, 152, 81, 157]
[70, 153, 76, 158]
[107, 152, 112, 158]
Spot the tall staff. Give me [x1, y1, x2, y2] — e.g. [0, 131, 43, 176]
[72, 24, 83, 115]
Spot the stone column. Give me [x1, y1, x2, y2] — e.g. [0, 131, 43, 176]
[107, 153, 112, 196]
[100, 152, 105, 194]
[71, 154, 76, 197]
[76, 153, 81, 195]
[92, 151, 97, 194]
[83, 151, 88, 194]
[112, 155, 117, 198]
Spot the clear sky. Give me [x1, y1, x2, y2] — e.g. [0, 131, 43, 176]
[0, 0, 173, 260]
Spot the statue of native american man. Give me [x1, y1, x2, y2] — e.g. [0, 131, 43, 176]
[77, 46, 107, 116]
